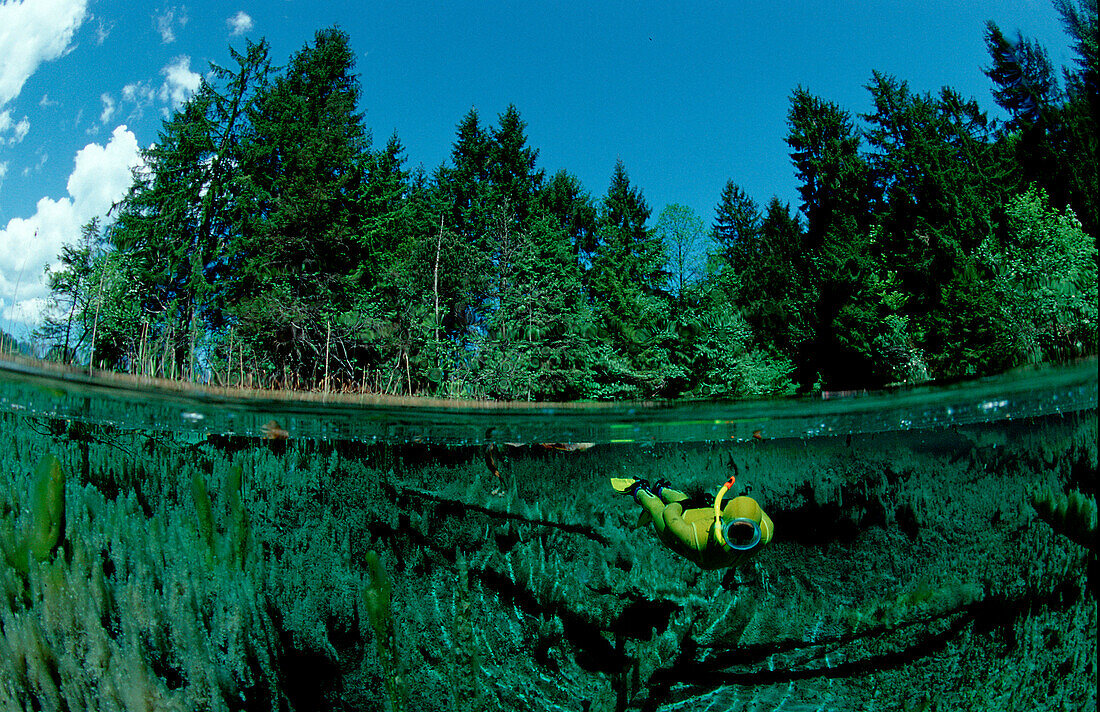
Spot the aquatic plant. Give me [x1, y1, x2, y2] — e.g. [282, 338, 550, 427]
[191, 469, 216, 566]
[1, 454, 66, 577]
[449, 552, 482, 711]
[363, 549, 406, 712]
[0, 453, 284, 710]
[190, 464, 251, 569]
[30, 454, 65, 562]
[1031, 486, 1098, 550]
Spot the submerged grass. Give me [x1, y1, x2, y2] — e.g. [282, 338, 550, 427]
[0, 364, 1095, 711]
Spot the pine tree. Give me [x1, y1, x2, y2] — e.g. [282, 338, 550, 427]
[585, 161, 670, 393]
[538, 169, 597, 267]
[1052, 0, 1098, 236]
[105, 42, 271, 375]
[863, 73, 1009, 377]
[984, 22, 1058, 128]
[737, 198, 814, 379]
[488, 104, 544, 227]
[588, 161, 665, 337]
[233, 27, 370, 382]
[785, 88, 888, 387]
[712, 180, 761, 269]
[432, 106, 547, 340]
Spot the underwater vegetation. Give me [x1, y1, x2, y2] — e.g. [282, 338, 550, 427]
[1031, 486, 1098, 550]
[0, 407, 1094, 711]
[362, 550, 405, 712]
[0, 446, 283, 710]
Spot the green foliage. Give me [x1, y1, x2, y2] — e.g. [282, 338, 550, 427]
[190, 465, 251, 569]
[232, 28, 370, 381]
[587, 160, 670, 379]
[978, 187, 1098, 364]
[363, 550, 393, 638]
[37, 219, 99, 364]
[712, 180, 761, 268]
[0, 454, 66, 574]
[473, 212, 600, 400]
[680, 301, 796, 398]
[540, 169, 598, 265]
[986, 5, 1098, 236]
[984, 21, 1057, 128]
[226, 465, 249, 568]
[36, 8, 1099, 398]
[191, 471, 216, 567]
[655, 204, 708, 300]
[736, 198, 817, 386]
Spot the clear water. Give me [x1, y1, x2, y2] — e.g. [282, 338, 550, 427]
[0, 359, 1095, 711]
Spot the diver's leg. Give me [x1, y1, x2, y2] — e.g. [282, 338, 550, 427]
[654, 479, 689, 505]
[636, 489, 669, 536]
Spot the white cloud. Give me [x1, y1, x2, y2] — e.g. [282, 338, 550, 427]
[0, 125, 142, 334]
[121, 81, 155, 105]
[120, 80, 156, 119]
[95, 17, 113, 45]
[22, 151, 47, 177]
[99, 93, 115, 124]
[0, 0, 88, 108]
[0, 110, 30, 144]
[118, 57, 201, 120]
[0, 162, 7, 180]
[227, 11, 253, 36]
[159, 55, 201, 108]
[39, 93, 58, 107]
[153, 6, 188, 44]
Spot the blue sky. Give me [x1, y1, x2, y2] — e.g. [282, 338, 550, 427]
[0, 0, 1075, 340]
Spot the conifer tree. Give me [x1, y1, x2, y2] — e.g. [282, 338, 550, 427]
[584, 161, 671, 393]
[538, 169, 598, 267]
[233, 27, 369, 382]
[786, 88, 887, 387]
[588, 161, 665, 344]
[1051, 0, 1098, 236]
[863, 73, 1008, 377]
[105, 39, 271, 375]
[712, 180, 761, 270]
[488, 104, 544, 226]
[737, 198, 815, 381]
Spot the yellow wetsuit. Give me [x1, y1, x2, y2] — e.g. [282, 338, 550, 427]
[634, 485, 774, 570]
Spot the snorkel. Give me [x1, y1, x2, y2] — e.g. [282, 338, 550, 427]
[713, 475, 736, 547]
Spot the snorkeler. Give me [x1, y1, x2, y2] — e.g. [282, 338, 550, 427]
[611, 475, 773, 569]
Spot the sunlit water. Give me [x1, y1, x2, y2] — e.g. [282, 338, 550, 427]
[0, 359, 1095, 711]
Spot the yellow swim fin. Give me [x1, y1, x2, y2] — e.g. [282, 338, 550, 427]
[636, 510, 653, 527]
[610, 477, 638, 493]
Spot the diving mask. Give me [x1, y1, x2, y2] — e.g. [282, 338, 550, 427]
[720, 517, 762, 550]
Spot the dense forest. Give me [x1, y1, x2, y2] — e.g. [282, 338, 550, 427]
[35, 1, 1098, 400]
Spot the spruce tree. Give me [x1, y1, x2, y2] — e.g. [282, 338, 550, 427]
[712, 179, 761, 270]
[786, 88, 886, 388]
[863, 73, 1008, 377]
[586, 160, 669, 393]
[538, 169, 597, 267]
[737, 198, 815, 381]
[233, 27, 369, 382]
